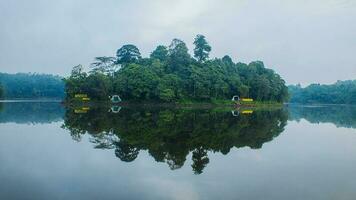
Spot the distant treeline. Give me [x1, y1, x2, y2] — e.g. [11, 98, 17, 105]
[65, 35, 289, 103]
[289, 80, 356, 104]
[0, 73, 64, 99]
[0, 83, 3, 99]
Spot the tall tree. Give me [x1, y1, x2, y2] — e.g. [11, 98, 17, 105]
[116, 44, 141, 64]
[168, 39, 191, 72]
[70, 64, 87, 79]
[193, 34, 211, 62]
[222, 55, 233, 65]
[150, 45, 168, 61]
[90, 56, 117, 75]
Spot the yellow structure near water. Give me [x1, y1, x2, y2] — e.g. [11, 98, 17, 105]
[75, 94, 88, 98]
[75, 94, 90, 101]
[241, 98, 253, 102]
[242, 110, 253, 114]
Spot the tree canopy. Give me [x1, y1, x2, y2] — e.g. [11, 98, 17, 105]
[194, 34, 211, 62]
[64, 35, 289, 103]
[150, 45, 168, 61]
[116, 44, 141, 64]
[90, 56, 117, 75]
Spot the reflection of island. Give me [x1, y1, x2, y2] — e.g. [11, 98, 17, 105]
[62, 106, 288, 174]
[0, 102, 64, 124]
[288, 105, 356, 129]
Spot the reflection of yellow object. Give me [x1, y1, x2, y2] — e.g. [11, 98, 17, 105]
[74, 107, 90, 113]
[242, 110, 253, 114]
[75, 94, 88, 98]
[241, 98, 253, 102]
[82, 97, 90, 101]
[74, 109, 88, 114]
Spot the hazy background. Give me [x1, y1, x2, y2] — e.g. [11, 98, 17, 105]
[0, 0, 355, 85]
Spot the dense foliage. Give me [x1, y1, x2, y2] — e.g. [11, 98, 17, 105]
[0, 73, 64, 99]
[64, 35, 289, 103]
[289, 80, 356, 104]
[0, 83, 3, 99]
[62, 106, 288, 174]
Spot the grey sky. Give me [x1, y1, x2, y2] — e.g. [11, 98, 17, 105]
[0, 0, 355, 85]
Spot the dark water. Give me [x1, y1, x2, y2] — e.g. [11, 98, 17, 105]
[0, 102, 355, 200]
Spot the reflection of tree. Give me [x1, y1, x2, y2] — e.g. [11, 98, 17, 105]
[289, 105, 356, 129]
[62, 106, 288, 174]
[114, 140, 139, 162]
[192, 147, 209, 174]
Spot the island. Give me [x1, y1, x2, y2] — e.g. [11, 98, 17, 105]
[64, 35, 289, 105]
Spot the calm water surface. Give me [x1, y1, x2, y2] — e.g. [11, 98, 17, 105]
[0, 102, 355, 200]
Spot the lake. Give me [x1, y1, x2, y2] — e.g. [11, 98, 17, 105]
[0, 102, 355, 200]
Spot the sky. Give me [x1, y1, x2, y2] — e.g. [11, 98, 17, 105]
[0, 0, 355, 85]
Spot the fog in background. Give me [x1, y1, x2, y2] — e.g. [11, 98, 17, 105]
[0, 0, 355, 85]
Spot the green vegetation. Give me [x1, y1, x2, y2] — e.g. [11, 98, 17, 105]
[64, 35, 289, 103]
[0, 73, 64, 99]
[289, 80, 356, 104]
[0, 83, 3, 99]
[62, 106, 288, 174]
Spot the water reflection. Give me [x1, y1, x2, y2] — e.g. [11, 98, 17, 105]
[62, 106, 288, 174]
[289, 105, 356, 129]
[1, 103, 356, 199]
[0, 102, 64, 124]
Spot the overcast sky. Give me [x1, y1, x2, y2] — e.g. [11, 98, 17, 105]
[0, 0, 355, 85]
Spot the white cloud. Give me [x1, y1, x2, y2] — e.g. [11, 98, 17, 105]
[0, 0, 355, 84]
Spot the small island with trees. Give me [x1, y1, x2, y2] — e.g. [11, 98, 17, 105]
[64, 35, 289, 104]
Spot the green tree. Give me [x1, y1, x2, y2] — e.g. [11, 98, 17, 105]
[191, 147, 209, 174]
[193, 34, 211, 62]
[167, 39, 191, 72]
[150, 45, 168, 61]
[222, 55, 234, 65]
[90, 56, 117, 75]
[70, 64, 87, 79]
[63, 65, 87, 100]
[116, 44, 141, 64]
[83, 73, 112, 100]
[114, 64, 160, 100]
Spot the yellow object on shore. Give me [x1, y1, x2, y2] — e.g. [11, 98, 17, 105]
[82, 97, 90, 101]
[242, 110, 253, 114]
[241, 98, 253, 102]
